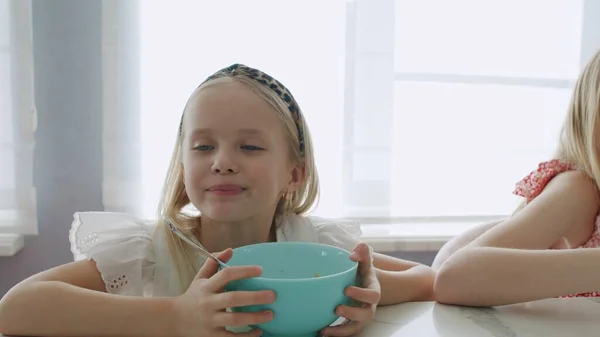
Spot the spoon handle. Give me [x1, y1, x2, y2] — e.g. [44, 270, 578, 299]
[166, 221, 230, 269]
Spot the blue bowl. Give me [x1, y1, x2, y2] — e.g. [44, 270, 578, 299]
[224, 242, 358, 337]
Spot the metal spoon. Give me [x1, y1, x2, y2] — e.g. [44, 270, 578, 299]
[166, 221, 230, 269]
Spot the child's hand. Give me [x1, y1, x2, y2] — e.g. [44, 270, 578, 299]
[321, 242, 381, 336]
[172, 249, 275, 337]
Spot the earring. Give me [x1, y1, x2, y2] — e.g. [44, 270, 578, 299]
[284, 192, 294, 215]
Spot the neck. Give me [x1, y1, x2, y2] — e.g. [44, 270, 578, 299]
[196, 214, 277, 253]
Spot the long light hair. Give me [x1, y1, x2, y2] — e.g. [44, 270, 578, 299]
[514, 50, 600, 214]
[155, 75, 320, 291]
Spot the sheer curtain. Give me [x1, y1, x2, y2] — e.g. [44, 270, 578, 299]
[0, 0, 37, 238]
[101, 0, 143, 216]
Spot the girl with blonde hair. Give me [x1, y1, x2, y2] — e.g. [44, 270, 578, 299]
[433, 50, 600, 306]
[0, 64, 435, 337]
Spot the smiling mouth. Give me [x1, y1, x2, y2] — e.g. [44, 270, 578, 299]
[206, 186, 247, 194]
[207, 187, 246, 192]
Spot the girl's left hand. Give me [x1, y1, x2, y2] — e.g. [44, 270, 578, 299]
[320, 242, 381, 336]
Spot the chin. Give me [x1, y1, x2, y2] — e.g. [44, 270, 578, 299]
[201, 206, 249, 223]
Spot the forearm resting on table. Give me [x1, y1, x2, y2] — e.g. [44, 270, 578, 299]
[435, 247, 600, 307]
[0, 281, 176, 337]
[377, 265, 435, 305]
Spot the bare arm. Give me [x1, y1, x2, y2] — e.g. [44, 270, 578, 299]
[373, 253, 435, 305]
[0, 259, 176, 337]
[431, 220, 504, 270]
[434, 171, 600, 306]
[435, 246, 600, 306]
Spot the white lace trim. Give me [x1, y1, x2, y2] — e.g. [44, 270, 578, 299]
[69, 212, 91, 261]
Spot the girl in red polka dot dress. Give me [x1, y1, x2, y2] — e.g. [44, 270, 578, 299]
[432, 49, 600, 306]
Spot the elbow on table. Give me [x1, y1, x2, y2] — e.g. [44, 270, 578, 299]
[0, 285, 23, 335]
[432, 250, 486, 307]
[433, 263, 463, 305]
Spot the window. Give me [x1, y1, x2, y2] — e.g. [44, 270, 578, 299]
[344, 0, 599, 222]
[0, 0, 36, 253]
[139, 0, 600, 226]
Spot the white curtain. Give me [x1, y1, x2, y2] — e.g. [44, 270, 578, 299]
[101, 0, 144, 216]
[0, 0, 37, 236]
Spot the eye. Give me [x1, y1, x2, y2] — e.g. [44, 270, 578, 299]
[241, 145, 264, 151]
[193, 145, 214, 151]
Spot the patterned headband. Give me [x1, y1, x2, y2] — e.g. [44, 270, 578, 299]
[179, 64, 305, 155]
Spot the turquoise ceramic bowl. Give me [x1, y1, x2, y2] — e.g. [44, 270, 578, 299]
[224, 242, 358, 337]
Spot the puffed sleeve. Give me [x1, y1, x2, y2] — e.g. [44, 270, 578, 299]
[311, 216, 363, 253]
[68, 211, 156, 296]
[513, 159, 576, 203]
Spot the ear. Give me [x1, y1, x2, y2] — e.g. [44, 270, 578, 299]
[287, 165, 305, 193]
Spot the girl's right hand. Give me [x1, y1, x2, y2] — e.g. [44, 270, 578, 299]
[172, 249, 275, 337]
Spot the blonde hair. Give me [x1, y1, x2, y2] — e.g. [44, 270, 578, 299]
[514, 50, 600, 214]
[155, 74, 320, 291]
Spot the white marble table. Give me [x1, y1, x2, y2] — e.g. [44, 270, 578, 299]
[2, 298, 600, 336]
[357, 297, 600, 336]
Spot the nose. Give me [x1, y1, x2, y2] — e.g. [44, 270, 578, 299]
[211, 150, 239, 174]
